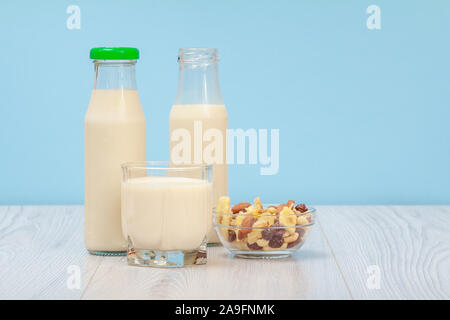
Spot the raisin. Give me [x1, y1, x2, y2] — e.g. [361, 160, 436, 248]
[228, 229, 236, 242]
[247, 242, 263, 250]
[295, 204, 308, 213]
[270, 222, 284, 237]
[261, 229, 273, 240]
[269, 234, 284, 248]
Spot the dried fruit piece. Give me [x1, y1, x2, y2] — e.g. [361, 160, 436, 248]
[266, 207, 277, 214]
[268, 234, 284, 248]
[287, 233, 302, 248]
[295, 204, 308, 213]
[256, 238, 269, 247]
[247, 242, 263, 250]
[221, 214, 231, 226]
[247, 230, 262, 244]
[253, 216, 273, 228]
[244, 205, 258, 215]
[217, 196, 232, 213]
[261, 229, 273, 240]
[296, 215, 309, 226]
[271, 221, 285, 237]
[228, 229, 236, 242]
[232, 202, 251, 214]
[237, 216, 255, 240]
[253, 197, 263, 212]
[284, 232, 299, 243]
[279, 207, 297, 227]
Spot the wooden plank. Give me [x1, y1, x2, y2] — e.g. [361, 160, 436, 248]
[82, 219, 350, 300]
[0, 206, 102, 299]
[317, 206, 450, 299]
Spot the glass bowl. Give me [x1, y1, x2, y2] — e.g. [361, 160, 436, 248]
[213, 207, 316, 259]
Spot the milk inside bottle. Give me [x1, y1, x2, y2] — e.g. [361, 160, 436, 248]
[169, 48, 228, 244]
[85, 47, 146, 255]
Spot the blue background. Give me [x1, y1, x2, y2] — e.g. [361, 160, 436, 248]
[0, 0, 449, 205]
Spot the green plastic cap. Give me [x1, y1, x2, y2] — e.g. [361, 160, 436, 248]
[90, 47, 139, 60]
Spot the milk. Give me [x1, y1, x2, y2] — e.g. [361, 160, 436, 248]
[169, 104, 228, 243]
[122, 176, 211, 251]
[85, 89, 146, 253]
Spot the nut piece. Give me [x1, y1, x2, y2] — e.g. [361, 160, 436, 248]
[287, 200, 295, 208]
[232, 202, 251, 214]
[276, 203, 287, 213]
[295, 203, 308, 213]
[237, 216, 255, 240]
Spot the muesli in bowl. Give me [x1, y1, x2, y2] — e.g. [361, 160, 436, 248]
[213, 196, 315, 259]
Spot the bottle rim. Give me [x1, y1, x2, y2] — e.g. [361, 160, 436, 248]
[92, 59, 137, 65]
[178, 48, 219, 65]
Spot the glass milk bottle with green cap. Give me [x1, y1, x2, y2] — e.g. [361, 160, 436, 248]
[85, 47, 146, 255]
[170, 48, 228, 244]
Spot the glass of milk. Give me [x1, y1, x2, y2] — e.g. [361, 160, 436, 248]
[121, 161, 212, 267]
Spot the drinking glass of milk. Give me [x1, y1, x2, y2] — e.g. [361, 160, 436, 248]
[170, 48, 228, 245]
[121, 162, 212, 267]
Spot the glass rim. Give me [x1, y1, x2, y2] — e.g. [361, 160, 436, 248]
[213, 208, 316, 229]
[121, 161, 213, 171]
[213, 221, 315, 229]
[179, 47, 218, 53]
[213, 207, 315, 217]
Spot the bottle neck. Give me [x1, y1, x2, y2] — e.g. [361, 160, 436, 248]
[174, 49, 223, 105]
[93, 60, 137, 90]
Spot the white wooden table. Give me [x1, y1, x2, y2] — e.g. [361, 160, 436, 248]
[0, 206, 448, 300]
